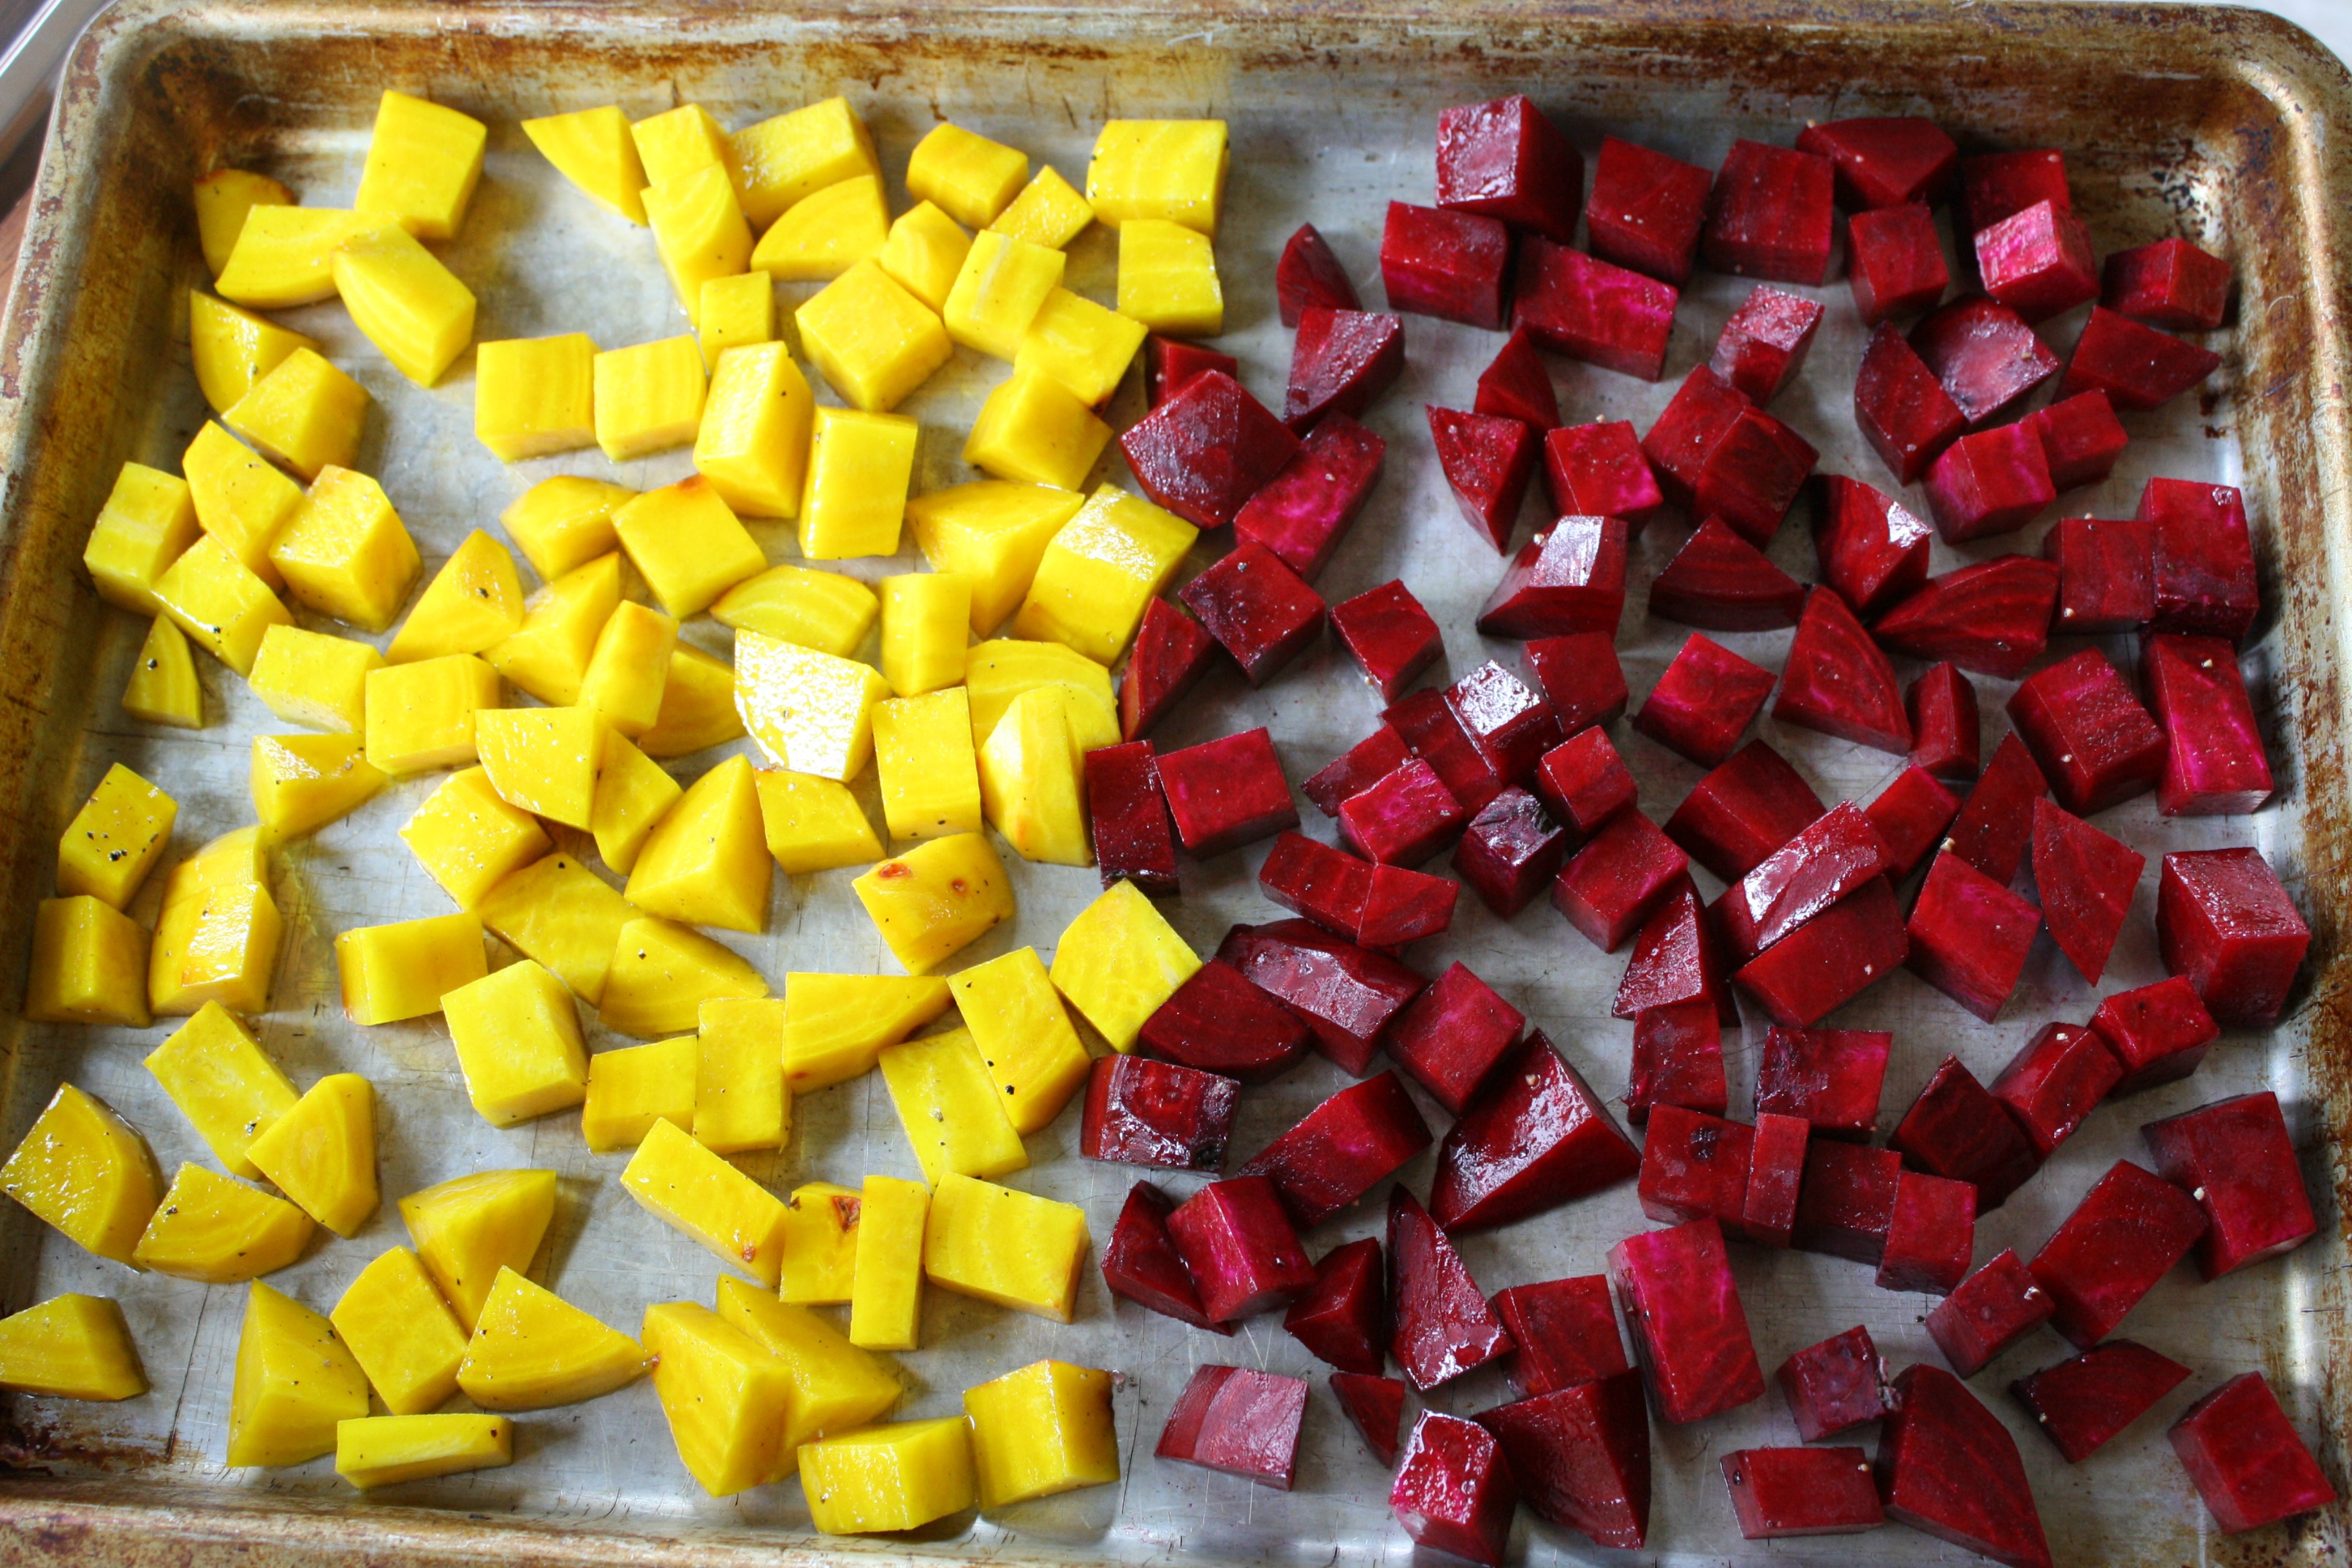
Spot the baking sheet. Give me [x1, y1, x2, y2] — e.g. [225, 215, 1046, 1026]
[0, 3, 2345, 1565]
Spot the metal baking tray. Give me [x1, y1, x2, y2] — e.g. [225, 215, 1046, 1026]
[1, 1, 2346, 1563]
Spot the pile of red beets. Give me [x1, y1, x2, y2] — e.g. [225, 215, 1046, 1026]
[1078, 98, 2332, 1567]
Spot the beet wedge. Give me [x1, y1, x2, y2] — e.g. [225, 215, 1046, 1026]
[2012, 1340, 2190, 1463]
[1331, 1371, 1405, 1466]
[1475, 325, 1561, 431]
[2170, 1371, 2340, 1535]
[1873, 555, 2060, 680]
[1119, 598, 1218, 741]
[1775, 586, 1910, 753]
[1647, 515, 1806, 631]
[1613, 880, 1735, 1023]
[1122, 369, 1302, 530]
[1944, 734, 2050, 885]
[1927, 1249, 2055, 1377]
[1389, 1187, 1515, 1391]
[1431, 1031, 1641, 1231]
[1892, 1054, 2043, 1210]
[1284, 1237, 1388, 1374]
[1715, 801, 1894, 964]
[1492, 1276, 1631, 1396]
[2031, 797, 2144, 985]
[2141, 1090, 2318, 1279]
[1276, 222, 1359, 327]
[1233, 414, 1387, 583]
[1879, 1364, 2054, 1568]
[1139, 958, 1313, 1084]
[1236, 1070, 1433, 1228]
[1814, 473, 1933, 618]
[1165, 1175, 1318, 1323]
[2027, 1159, 2208, 1347]
[1285, 308, 1405, 433]
[1480, 1372, 1652, 1550]
[1732, 876, 1907, 1027]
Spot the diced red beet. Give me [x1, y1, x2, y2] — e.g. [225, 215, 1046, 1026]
[2170, 1371, 2340, 1534]
[1609, 1216, 1766, 1423]
[2029, 1159, 2208, 1347]
[1742, 1111, 1808, 1247]
[1627, 1005, 1728, 1125]
[1430, 1031, 1641, 1232]
[2043, 515, 2153, 633]
[1878, 1169, 1978, 1295]
[1648, 515, 1805, 631]
[1866, 765, 1962, 880]
[1613, 881, 1735, 1023]
[1325, 582, 1438, 707]
[1386, 689, 1507, 814]
[1854, 322, 1968, 484]
[1381, 200, 1511, 330]
[1848, 205, 1949, 324]
[1637, 1104, 1751, 1225]
[1990, 1023, 2121, 1162]
[2142, 633, 2274, 815]
[1929, 1249, 2055, 1377]
[1474, 514, 1629, 639]
[1798, 116, 1959, 209]
[1276, 223, 1358, 328]
[2031, 799, 2144, 984]
[1879, 1365, 2054, 1568]
[1813, 474, 1933, 620]
[1944, 734, 2050, 885]
[2060, 305, 2220, 410]
[1733, 877, 1907, 1027]
[1480, 1373, 1651, 1550]
[1165, 1176, 1317, 1323]
[2006, 647, 2164, 814]
[1586, 134, 1711, 283]
[1524, 632, 1629, 734]
[1146, 338, 1238, 407]
[2103, 236, 2231, 330]
[1233, 414, 1386, 582]
[1475, 325, 1560, 431]
[2142, 476, 2258, 644]
[1692, 408, 1818, 548]
[1792, 1138, 1903, 1264]
[1709, 284, 1825, 403]
[1388, 1187, 1514, 1390]
[1756, 1027, 1889, 1141]
[1102, 1181, 1236, 1333]
[1258, 830, 1371, 937]
[1304, 726, 1410, 818]
[1158, 728, 1298, 857]
[1339, 757, 1466, 868]
[1081, 1054, 1239, 1172]
[1237, 1070, 1434, 1226]
[1778, 1326, 1894, 1441]
[1894, 1055, 2044, 1209]
[1534, 726, 1637, 840]
[1958, 148, 2071, 237]
[1492, 1276, 1630, 1396]
[1138, 959, 1312, 1084]
[1436, 94, 1583, 240]
[1874, 556, 2060, 680]
[2013, 1340, 2190, 1463]
[1975, 199, 2098, 323]
[2025, 391, 2128, 491]
[1455, 788, 1570, 918]
[1924, 424, 2055, 542]
[1179, 542, 1325, 687]
[1633, 635, 1773, 769]
[1086, 740, 1179, 897]
[1390, 1412, 1519, 1567]
[1702, 139, 1835, 285]
[1512, 238, 1678, 381]
[1716, 802, 1893, 964]
[1723, 1447, 1885, 1540]
[1283, 1237, 1387, 1374]
[2091, 977, 2219, 1097]
[1640, 365, 1743, 511]
[1217, 918, 1423, 1075]
[2158, 847, 2310, 1027]
[1776, 587, 1911, 753]
[1446, 661, 1561, 785]
[1665, 740, 1827, 881]
[1384, 964, 1520, 1116]
[1284, 308, 1405, 434]
[1120, 370, 1301, 530]
[1156, 1364, 1307, 1488]
[1119, 598, 1216, 742]
[1360, 862, 1459, 951]
[1542, 420, 1667, 531]
[1910, 295, 2060, 425]
[1331, 1371, 1406, 1466]
[1553, 810, 1690, 951]
[2142, 1090, 2318, 1279]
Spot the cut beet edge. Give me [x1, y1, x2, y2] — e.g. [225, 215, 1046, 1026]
[1164, 1175, 1317, 1323]
[1775, 587, 1911, 753]
[1613, 880, 1735, 1024]
[1119, 598, 1217, 742]
[1285, 308, 1406, 434]
[2028, 1159, 2208, 1347]
[1480, 1372, 1652, 1549]
[1217, 918, 1425, 1076]
[2030, 799, 2144, 985]
[1431, 1030, 1641, 1232]
[2006, 647, 2163, 815]
[2090, 977, 2218, 1097]
[1389, 1187, 1515, 1391]
[1892, 1054, 2043, 1209]
[1276, 223, 1359, 327]
[1797, 116, 1959, 209]
[2169, 1372, 2339, 1534]
[1233, 414, 1387, 582]
[1304, 727, 1410, 818]
[1906, 661, 1981, 780]
[1139, 958, 1312, 1084]
[1648, 515, 1806, 631]
[1236, 1070, 1433, 1228]
[1437, 94, 1583, 240]
[1778, 1325, 1895, 1442]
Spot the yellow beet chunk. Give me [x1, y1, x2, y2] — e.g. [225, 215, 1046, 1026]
[270, 465, 421, 633]
[601, 916, 769, 1038]
[441, 960, 589, 1127]
[878, 1026, 1027, 1187]
[713, 1276, 900, 1462]
[878, 574, 970, 700]
[524, 104, 647, 224]
[1051, 879, 1200, 1053]
[698, 273, 775, 369]
[848, 1175, 929, 1352]
[631, 104, 728, 189]
[474, 333, 597, 462]
[250, 733, 390, 839]
[183, 420, 302, 588]
[640, 642, 749, 758]
[614, 475, 767, 618]
[1118, 218, 1224, 336]
[751, 173, 888, 281]
[389, 530, 525, 663]
[908, 482, 1085, 636]
[24, 897, 151, 1027]
[333, 224, 477, 387]
[694, 340, 813, 519]
[123, 615, 205, 728]
[736, 630, 887, 780]
[696, 996, 786, 1155]
[713, 563, 875, 658]
[625, 753, 769, 932]
[245, 1073, 378, 1237]
[1016, 484, 1198, 663]
[748, 770, 875, 875]
[145, 827, 273, 1019]
[852, 832, 1014, 975]
[500, 476, 632, 582]
[795, 259, 952, 414]
[779, 1181, 861, 1304]
[781, 972, 952, 1095]
[132, 1163, 314, 1282]
[976, 687, 1092, 866]
[194, 168, 293, 277]
[336, 911, 486, 1025]
[355, 91, 487, 240]
[249, 624, 380, 733]
[336, 1413, 512, 1490]
[620, 1118, 790, 1285]
[475, 704, 604, 830]
[965, 364, 1112, 492]
[643, 1301, 795, 1496]
[578, 601, 677, 738]
[365, 654, 503, 777]
[227, 1281, 369, 1467]
[0, 1084, 160, 1264]
[582, 1035, 697, 1153]
[944, 230, 1065, 361]
[589, 731, 680, 877]
[190, 292, 317, 416]
[1016, 287, 1146, 406]
[728, 96, 880, 230]
[965, 1360, 1117, 1510]
[1089, 120, 1229, 236]
[476, 852, 632, 1005]
[924, 1173, 1089, 1322]
[145, 1003, 297, 1178]
[0, 1295, 146, 1401]
[400, 766, 552, 907]
[907, 123, 1027, 229]
[216, 207, 395, 310]
[951, 948, 1092, 1135]
[990, 166, 1095, 250]
[872, 688, 982, 845]
[645, 164, 753, 327]
[876, 200, 971, 313]
[485, 552, 621, 707]
[457, 1267, 647, 1411]
[58, 762, 175, 909]
[84, 461, 199, 614]
[799, 406, 917, 561]
[222, 348, 370, 482]
[802, 1417, 975, 1534]
[397, 1168, 557, 1331]
[331, 1247, 468, 1415]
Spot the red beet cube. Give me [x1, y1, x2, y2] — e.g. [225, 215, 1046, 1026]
[1742, 1110, 1808, 1247]
[1382, 200, 1511, 330]
[1975, 199, 2098, 323]
[2013, 1340, 2190, 1463]
[1303, 726, 1411, 817]
[1878, 1168, 1978, 1294]
[1455, 788, 1570, 918]
[1865, 764, 1963, 880]
[1325, 582, 1438, 706]
[1553, 809, 1690, 951]
[1386, 688, 1507, 814]
[2006, 647, 2164, 814]
[1179, 542, 1325, 687]
[1874, 555, 2061, 680]
[1813, 474, 1933, 619]
[1390, 1412, 1519, 1567]
[1339, 757, 1466, 867]
[1085, 739, 1179, 897]
[1389, 1187, 1514, 1389]
[1756, 1027, 1889, 1141]
[1217, 919, 1425, 1076]
[2143, 633, 2273, 815]
[1276, 223, 1358, 327]
[1609, 1216, 1766, 1424]
[1640, 364, 1742, 511]
[1797, 116, 1959, 209]
[1692, 407, 1817, 547]
[1081, 1054, 1239, 1172]
[1258, 830, 1371, 939]
[1389, 962, 1524, 1115]
[2031, 798, 2144, 985]
[1924, 423, 2055, 542]
[1854, 321, 1968, 483]
[2025, 390, 2129, 491]
[1284, 307, 1404, 434]
[1156, 1364, 1306, 1488]
[1945, 733, 2050, 884]
[1233, 413, 1386, 582]
[1283, 1236, 1386, 1374]
[1892, 1054, 2044, 1210]
[1446, 661, 1559, 785]
[1481, 1373, 1652, 1549]
[2043, 514, 2154, 632]
[1431, 1031, 1641, 1232]
[2090, 977, 2218, 1097]
[1542, 419, 1667, 530]
[1733, 877, 1907, 1027]
[1165, 1175, 1317, 1322]
[1512, 237, 1678, 381]
[1776, 586, 1910, 753]
[1702, 139, 1835, 285]
[1879, 1365, 2054, 1568]
[1534, 726, 1637, 840]
[1711, 285, 1826, 406]
[1331, 1371, 1406, 1466]
[1360, 862, 1459, 951]
[1778, 1326, 1893, 1441]
[1627, 1004, 1727, 1125]
[1927, 1248, 2054, 1375]
[1476, 324, 1560, 430]
[1958, 148, 2071, 236]
[1138, 959, 1312, 1084]
[1723, 1447, 1885, 1540]
[1103, 1181, 1234, 1333]
[2104, 236, 2231, 330]
[1436, 94, 1583, 240]
[1474, 514, 1629, 638]
[1493, 1276, 1630, 1396]
[1613, 880, 1735, 1024]
[1848, 204, 1950, 324]
[1910, 294, 2060, 425]
[1586, 134, 1711, 283]
[2158, 847, 2310, 1027]
[2142, 476, 2258, 643]
[1120, 370, 1301, 530]
[1118, 598, 1216, 742]
[1648, 515, 1805, 631]
[1632, 634, 1773, 769]
[1637, 1103, 1751, 1225]
[1792, 1138, 1903, 1264]
[1524, 632, 1629, 734]
[1716, 802, 1894, 963]
[2030, 1159, 2208, 1347]
[1158, 728, 1298, 857]
[1664, 740, 1827, 881]
[2060, 305, 2220, 410]
[1237, 1070, 1433, 1227]
[2170, 1371, 2340, 1534]
[1146, 338, 1238, 407]
[2142, 1090, 2318, 1279]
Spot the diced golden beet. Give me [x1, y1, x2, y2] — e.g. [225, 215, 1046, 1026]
[852, 832, 1015, 975]
[146, 827, 274, 1017]
[908, 483, 1085, 636]
[442, 960, 589, 1127]
[331, 1247, 468, 1415]
[457, 1267, 647, 1411]
[388, 530, 525, 664]
[631, 104, 729, 188]
[991, 166, 1095, 250]
[945, 230, 1066, 361]
[475, 705, 604, 830]
[878, 1026, 1027, 1186]
[728, 96, 880, 229]
[335, 1413, 512, 1490]
[799, 406, 918, 560]
[578, 601, 678, 738]
[158, 526, 293, 673]
[795, 259, 952, 414]
[874, 688, 983, 843]
[333, 224, 476, 387]
[713, 1276, 900, 1462]
[222, 348, 370, 481]
[365, 654, 503, 777]
[1117, 218, 1223, 336]
[754, 769, 883, 875]
[643, 1301, 796, 1496]
[183, 421, 301, 587]
[877, 200, 971, 313]
[966, 365, 1112, 494]
[849, 1174, 929, 1351]
[1088, 120, 1229, 236]
[335, 912, 485, 1024]
[57, 762, 175, 909]
[248, 624, 380, 733]
[964, 1359, 1118, 1509]
[269, 466, 421, 633]
[227, 1282, 369, 1467]
[780, 972, 953, 1095]
[877, 574, 969, 701]
[84, 461, 199, 614]
[1016, 289, 1146, 408]
[132, 1162, 314, 1282]
[640, 644, 747, 758]
[694, 340, 813, 519]
[645, 164, 753, 326]
[123, 615, 205, 728]
[400, 766, 552, 908]
[216, 208, 395, 310]
[902, 124, 1021, 229]
[474, 334, 597, 462]
[780, 1181, 863, 1304]
[737, 631, 887, 780]
[695, 996, 787, 1155]
[949, 948, 1092, 1135]
[244, 1074, 377, 1236]
[251, 733, 389, 838]
[524, 104, 647, 224]
[397, 1168, 557, 1331]
[0, 1084, 159, 1263]
[752, 174, 889, 281]
[801, 1417, 976, 1534]
[476, 852, 632, 1005]
[487, 553, 621, 707]
[355, 90, 487, 240]
[582, 1035, 698, 1153]
[976, 687, 1092, 866]
[591, 731, 682, 876]
[625, 754, 770, 933]
[190, 292, 317, 416]
[924, 1173, 1089, 1322]
[601, 916, 769, 1038]
[614, 476, 767, 618]
[0, 1294, 145, 1401]
[24, 897, 152, 1027]
[144, 1002, 297, 1178]
[713, 563, 876, 657]
[594, 335, 708, 460]
[1015, 484, 1198, 663]
[193, 168, 293, 277]
[620, 1118, 791, 1285]
[698, 273, 775, 369]
[1052, 880, 1201, 1053]
[501, 476, 632, 582]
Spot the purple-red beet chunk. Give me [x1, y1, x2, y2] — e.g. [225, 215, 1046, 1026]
[1431, 1031, 1641, 1232]
[1878, 1364, 2054, 1568]
[1328, 579, 1441, 704]
[1778, 1325, 1894, 1442]
[1283, 1236, 1387, 1374]
[1480, 1373, 1651, 1549]
[2158, 846, 2310, 1027]
[1081, 1054, 1238, 1172]
[1892, 1054, 2043, 1209]
[1388, 961, 1524, 1115]
[1158, 728, 1298, 858]
[1491, 1276, 1630, 1397]
[1331, 1371, 1405, 1466]
[1165, 1175, 1317, 1323]
[1382, 200, 1511, 330]
[1138, 958, 1313, 1084]
[1156, 1364, 1307, 1488]
[2142, 1090, 2318, 1279]
[2169, 1371, 2339, 1534]
[1103, 1181, 1233, 1333]
[1906, 852, 2041, 1023]
[1723, 1447, 1884, 1540]
[1755, 1027, 1889, 1140]
[2012, 1340, 2190, 1463]
[1390, 1412, 1520, 1567]
[1120, 369, 1301, 530]
[1236, 1070, 1433, 1228]
[1086, 739, 1179, 897]
[1119, 598, 1217, 742]
[1233, 413, 1387, 582]
[1926, 1248, 2054, 1375]
[1389, 1187, 1515, 1391]
[2028, 1159, 2208, 1347]
[1609, 1215, 1766, 1424]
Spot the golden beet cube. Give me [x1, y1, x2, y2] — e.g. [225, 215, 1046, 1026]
[442, 960, 590, 1127]
[964, 1359, 1118, 1509]
[631, 104, 728, 188]
[1051, 878, 1201, 1052]
[190, 291, 316, 416]
[0, 1294, 146, 1401]
[1117, 217, 1224, 336]
[388, 529, 525, 663]
[216, 207, 395, 311]
[144, 1002, 297, 1178]
[248, 623, 381, 733]
[57, 761, 175, 909]
[907, 482, 1086, 636]
[1015, 483, 1198, 663]
[950, 947, 1091, 1135]
[907, 123, 1027, 229]
[781, 971, 953, 1095]
[714, 563, 876, 658]
[245, 1073, 378, 1237]
[476, 851, 633, 1007]
[989, 165, 1095, 250]
[736, 630, 886, 781]
[499, 475, 631, 582]
[145, 827, 274, 1019]
[582, 1034, 697, 1153]
[83, 461, 199, 614]
[964, 363, 1112, 491]
[754, 769, 883, 875]
[601, 915, 769, 1038]
[524, 104, 647, 224]
[877, 573, 970, 699]
[457, 1267, 647, 1412]
[397, 1167, 557, 1331]
[331, 1247, 469, 1415]
[335, 910, 487, 1024]
[400, 766, 552, 907]
[751, 173, 889, 281]
[643, 1302, 794, 1497]
[251, 733, 390, 839]
[336, 1413, 512, 1491]
[333, 223, 477, 387]
[645, 163, 753, 327]
[848, 1173, 929, 1351]
[851, 831, 1014, 975]
[122, 615, 205, 729]
[975, 686, 1093, 866]
[944, 229, 1065, 361]
[222, 347, 370, 481]
[924, 1173, 1089, 1322]
[1088, 119, 1229, 235]
[354, 90, 487, 240]
[474, 333, 597, 462]
[475, 704, 604, 830]
[714, 1276, 900, 1465]
[697, 272, 775, 369]
[0, 1084, 160, 1265]
[639, 649, 748, 758]
[873, 688, 983, 843]
[590, 730, 682, 877]
[227, 1281, 369, 1467]
[579, 601, 678, 738]
[486, 553, 620, 708]
[269, 465, 422, 633]
[620, 1118, 790, 1285]
[695, 996, 786, 1156]
[876, 200, 972, 313]
[877, 1025, 1027, 1187]
[796, 259, 952, 414]
[593, 334, 707, 460]
[1016, 287, 1146, 406]
[24, 897, 152, 1027]
[132, 1162, 314, 1283]
[614, 475, 767, 618]
[694, 340, 813, 519]
[365, 653, 502, 777]
[728, 96, 880, 229]
[778, 1181, 862, 1304]
[194, 167, 292, 278]
[625, 753, 769, 933]
[800, 1417, 975, 1534]
[799, 406, 918, 560]
[183, 420, 302, 587]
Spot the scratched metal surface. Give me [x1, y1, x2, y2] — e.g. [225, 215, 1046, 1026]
[0, 3, 2345, 1566]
